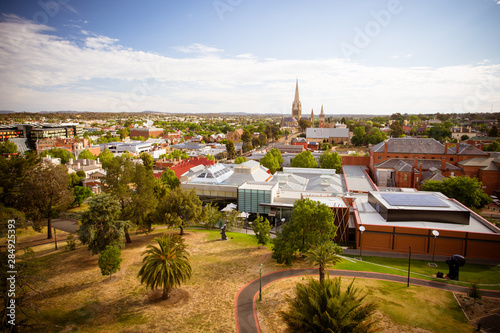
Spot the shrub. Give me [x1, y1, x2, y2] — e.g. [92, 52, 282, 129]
[65, 233, 77, 251]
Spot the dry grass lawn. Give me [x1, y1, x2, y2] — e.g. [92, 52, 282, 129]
[24, 228, 478, 332]
[28, 229, 290, 332]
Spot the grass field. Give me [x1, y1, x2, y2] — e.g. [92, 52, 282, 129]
[257, 277, 473, 333]
[18, 228, 493, 332]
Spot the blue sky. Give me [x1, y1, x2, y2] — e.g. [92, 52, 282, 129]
[0, 0, 499, 115]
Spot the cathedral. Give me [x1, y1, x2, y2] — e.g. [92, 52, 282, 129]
[282, 80, 327, 128]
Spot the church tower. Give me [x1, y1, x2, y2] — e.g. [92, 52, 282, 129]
[292, 79, 302, 120]
[319, 105, 325, 127]
[310, 108, 314, 125]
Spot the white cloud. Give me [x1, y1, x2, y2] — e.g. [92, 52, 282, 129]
[172, 43, 223, 54]
[0, 16, 499, 114]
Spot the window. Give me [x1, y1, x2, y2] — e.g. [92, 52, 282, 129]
[378, 156, 381, 160]
[404, 174, 408, 181]
[450, 158, 454, 162]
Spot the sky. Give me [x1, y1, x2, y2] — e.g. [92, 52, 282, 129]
[0, 0, 499, 115]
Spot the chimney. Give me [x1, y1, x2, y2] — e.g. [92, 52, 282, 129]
[441, 157, 446, 171]
[384, 140, 388, 154]
[456, 144, 460, 154]
[69, 158, 73, 165]
[76, 162, 80, 169]
[413, 158, 418, 169]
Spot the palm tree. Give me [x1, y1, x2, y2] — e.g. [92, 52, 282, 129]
[305, 242, 342, 284]
[280, 275, 378, 332]
[137, 234, 192, 299]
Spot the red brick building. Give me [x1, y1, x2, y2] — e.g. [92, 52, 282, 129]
[369, 138, 490, 189]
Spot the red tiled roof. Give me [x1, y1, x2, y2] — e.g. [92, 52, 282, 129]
[169, 156, 215, 179]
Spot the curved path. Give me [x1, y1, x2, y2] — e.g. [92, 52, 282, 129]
[235, 268, 500, 333]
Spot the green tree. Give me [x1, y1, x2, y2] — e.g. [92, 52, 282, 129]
[126, 163, 159, 234]
[351, 126, 366, 146]
[241, 130, 252, 143]
[259, 132, 268, 146]
[319, 151, 342, 173]
[98, 149, 114, 168]
[305, 242, 342, 284]
[78, 149, 97, 160]
[272, 198, 337, 265]
[202, 202, 222, 229]
[0, 141, 17, 154]
[260, 151, 279, 173]
[251, 137, 261, 148]
[137, 234, 192, 299]
[160, 168, 180, 190]
[280, 276, 378, 332]
[0, 152, 39, 208]
[20, 164, 73, 239]
[140, 152, 154, 171]
[366, 127, 387, 145]
[39, 148, 73, 164]
[484, 141, 500, 152]
[77, 193, 129, 255]
[154, 188, 203, 235]
[251, 214, 271, 246]
[461, 135, 470, 141]
[270, 148, 284, 166]
[226, 140, 236, 159]
[389, 121, 404, 138]
[488, 125, 499, 137]
[426, 125, 451, 142]
[223, 210, 240, 230]
[298, 119, 311, 132]
[291, 150, 317, 168]
[98, 245, 122, 278]
[72, 185, 93, 207]
[420, 176, 491, 209]
[235, 156, 248, 164]
[69, 172, 83, 187]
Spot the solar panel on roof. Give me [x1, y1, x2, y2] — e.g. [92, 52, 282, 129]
[380, 193, 449, 207]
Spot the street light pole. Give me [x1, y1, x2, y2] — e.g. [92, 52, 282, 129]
[432, 230, 439, 262]
[358, 226, 365, 257]
[407, 246, 411, 287]
[259, 263, 263, 301]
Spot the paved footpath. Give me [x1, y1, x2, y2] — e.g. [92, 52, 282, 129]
[235, 268, 500, 333]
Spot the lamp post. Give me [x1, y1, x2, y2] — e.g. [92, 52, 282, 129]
[407, 246, 411, 287]
[432, 230, 439, 262]
[358, 226, 365, 257]
[259, 263, 263, 301]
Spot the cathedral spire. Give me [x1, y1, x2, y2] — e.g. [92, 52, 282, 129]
[292, 79, 302, 120]
[294, 79, 300, 104]
[320, 104, 324, 116]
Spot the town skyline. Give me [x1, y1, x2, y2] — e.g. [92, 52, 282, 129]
[0, 1, 499, 115]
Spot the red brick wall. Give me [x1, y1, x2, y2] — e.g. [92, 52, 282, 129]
[478, 169, 500, 195]
[342, 155, 370, 167]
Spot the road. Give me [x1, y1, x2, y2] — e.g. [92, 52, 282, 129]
[235, 268, 500, 333]
[51, 219, 78, 233]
